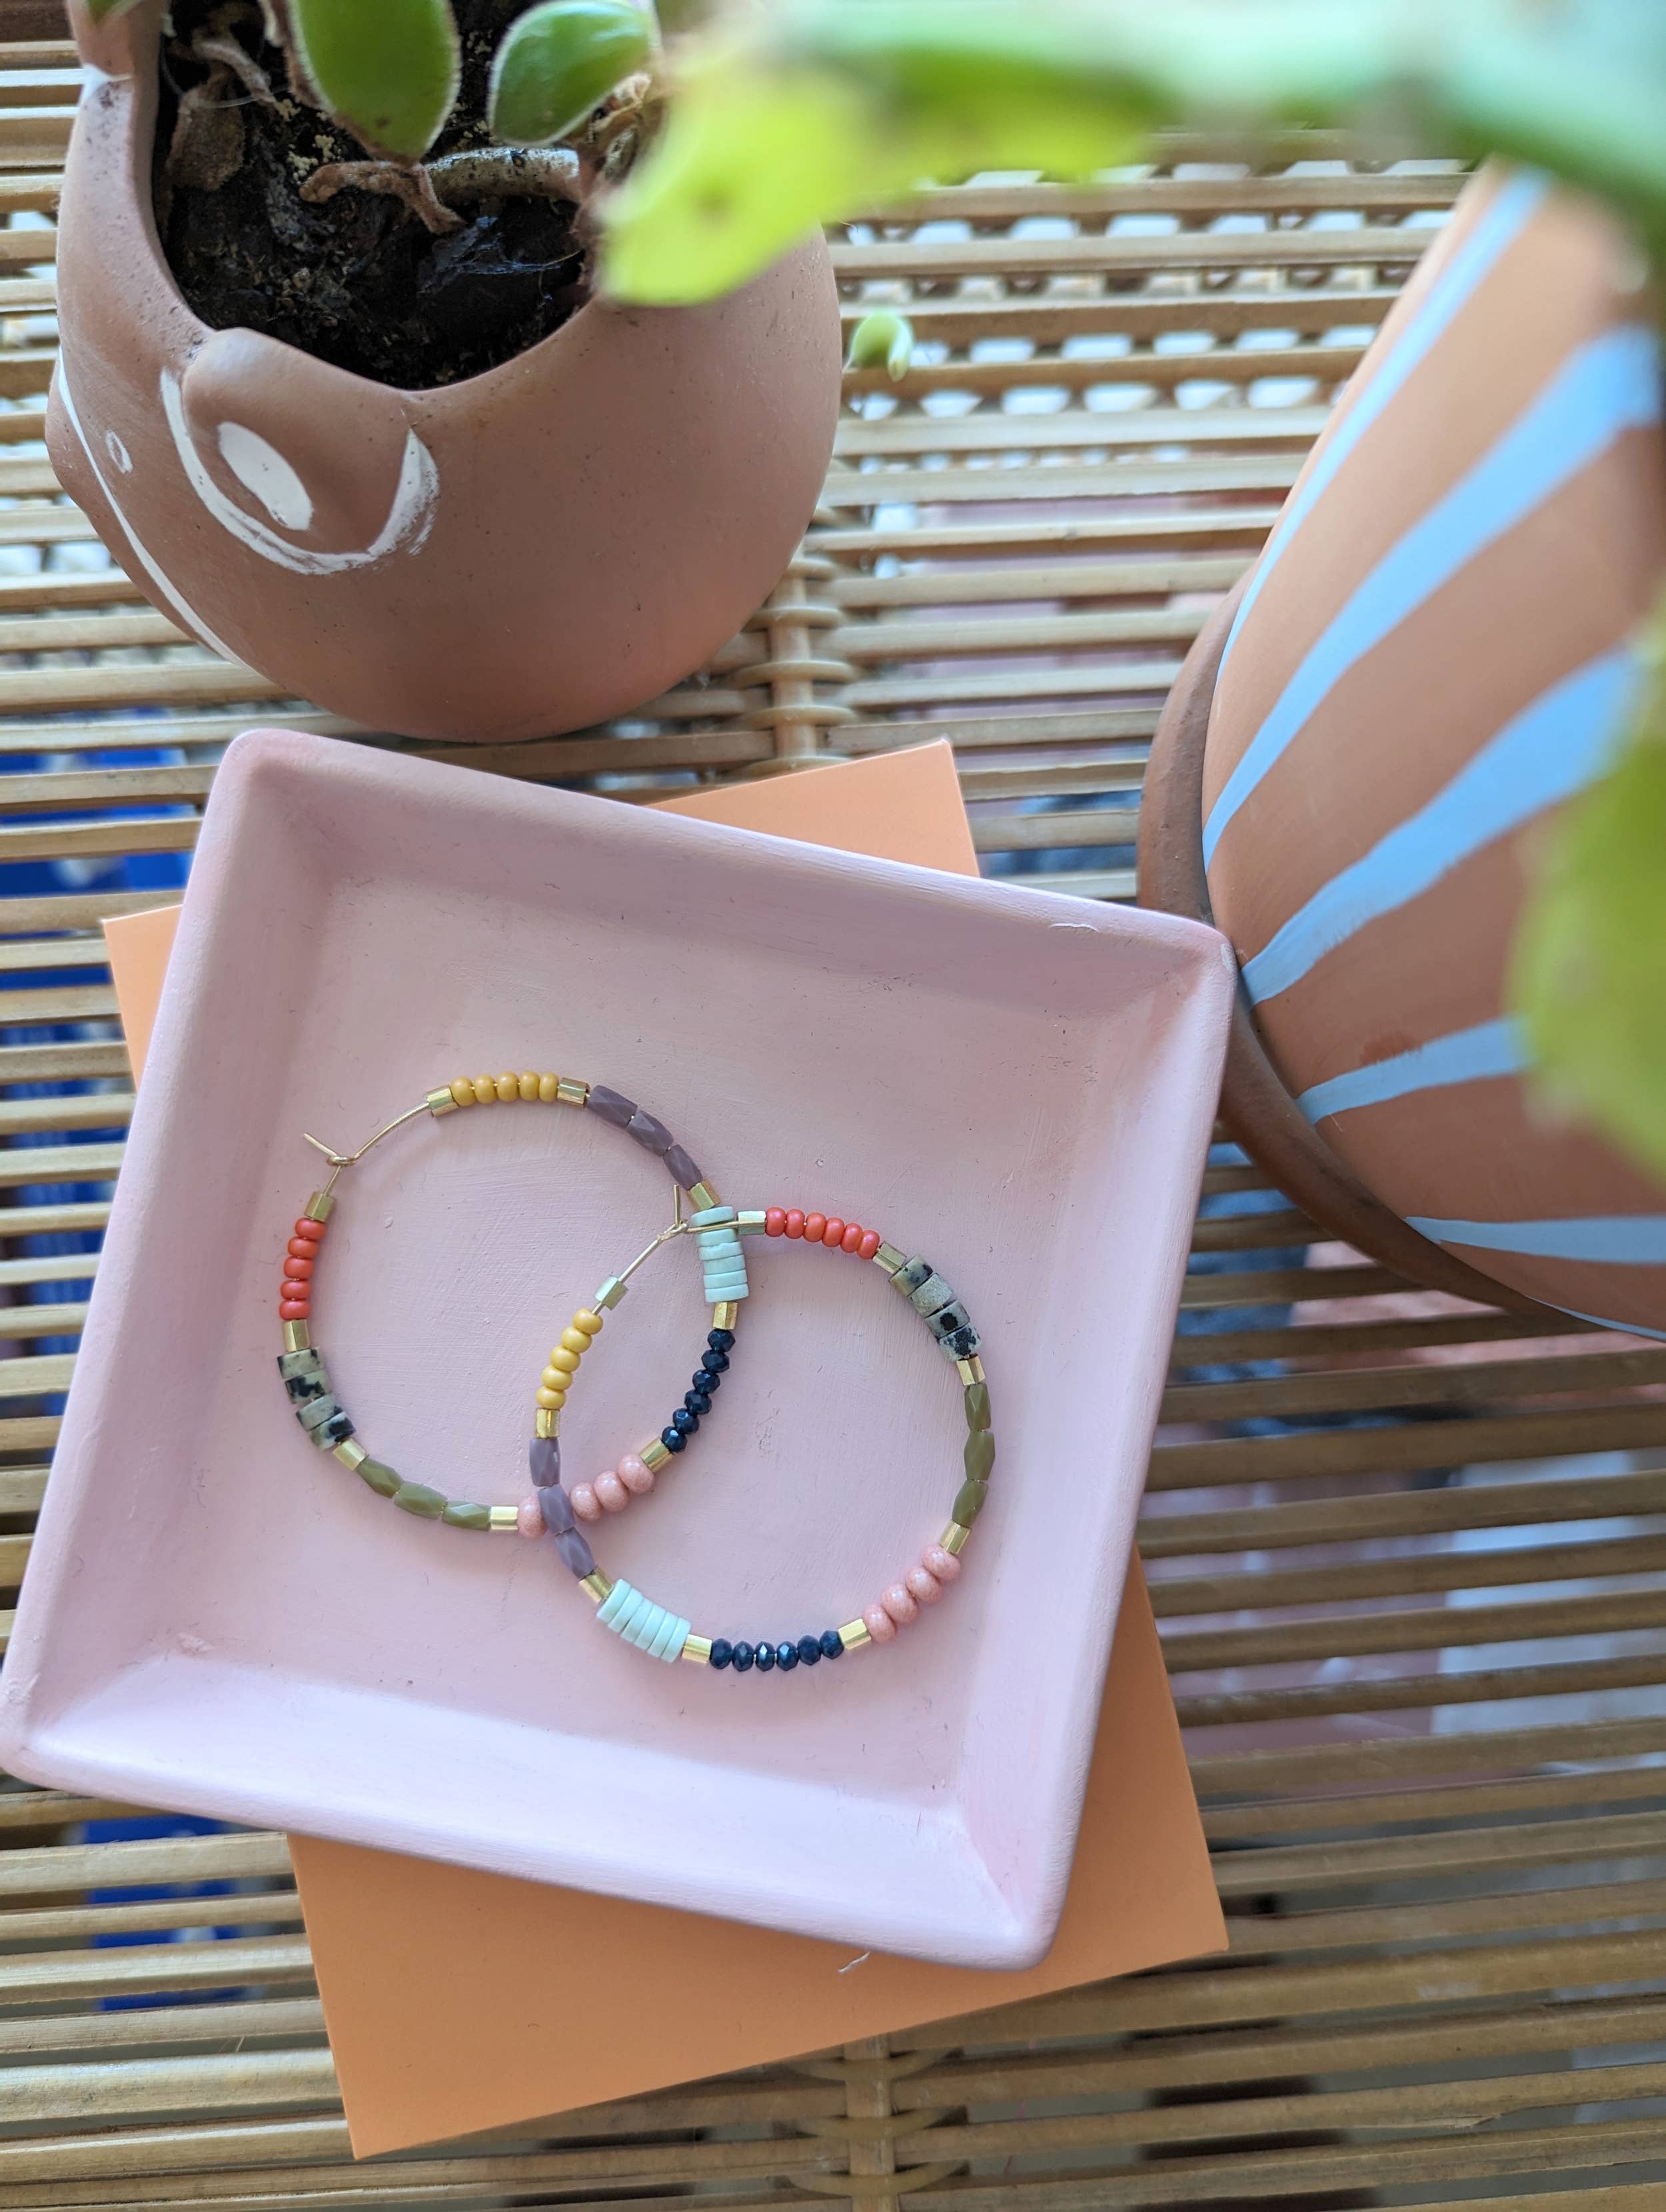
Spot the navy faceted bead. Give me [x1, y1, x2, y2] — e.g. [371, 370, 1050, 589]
[671, 1407, 698, 1436]
[818, 1628, 843, 1660]
[700, 1347, 729, 1375]
[776, 1640, 799, 1672]
[684, 1389, 712, 1416]
[710, 1638, 734, 1671]
[755, 1640, 776, 1672]
[797, 1634, 822, 1666]
[708, 1327, 736, 1351]
[732, 1641, 756, 1673]
[661, 1426, 687, 1453]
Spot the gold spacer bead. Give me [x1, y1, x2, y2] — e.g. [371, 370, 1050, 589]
[534, 1408, 559, 1438]
[839, 1618, 872, 1650]
[304, 1189, 336, 1223]
[472, 1075, 496, 1105]
[955, 1355, 986, 1386]
[737, 1210, 766, 1234]
[556, 1077, 588, 1107]
[873, 1241, 906, 1276]
[681, 1634, 712, 1665]
[580, 1570, 612, 1603]
[488, 1504, 520, 1532]
[426, 1085, 460, 1117]
[641, 1438, 671, 1472]
[536, 1386, 566, 1411]
[594, 1276, 626, 1311]
[538, 1073, 560, 1103]
[282, 1318, 312, 1354]
[450, 1076, 476, 1107]
[687, 1181, 720, 1213]
[941, 1521, 972, 1556]
[572, 1309, 603, 1336]
[333, 1437, 367, 1469]
[712, 1301, 739, 1331]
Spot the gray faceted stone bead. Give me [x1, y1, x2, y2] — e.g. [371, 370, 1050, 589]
[662, 1143, 704, 1190]
[556, 1528, 596, 1579]
[587, 1085, 636, 1127]
[539, 1482, 577, 1537]
[626, 1107, 674, 1155]
[528, 1434, 561, 1487]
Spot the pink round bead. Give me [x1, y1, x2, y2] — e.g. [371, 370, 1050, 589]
[570, 1482, 602, 1522]
[924, 1544, 962, 1583]
[862, 1603, 898, 1645]
[906, 1565, 943, 1606]
[516, 1494, 544, 1540]
[880, 1582, 919, 1627]
[594, 1470, 628, 1513]
[618, 1452, 654, 1496]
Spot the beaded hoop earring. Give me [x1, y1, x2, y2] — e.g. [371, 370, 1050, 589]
[275, 1069, 748, 1530]
[522, 1203, 994, 1676]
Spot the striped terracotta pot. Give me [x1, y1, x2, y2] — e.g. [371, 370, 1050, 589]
[1142, 169, 1666, 1335]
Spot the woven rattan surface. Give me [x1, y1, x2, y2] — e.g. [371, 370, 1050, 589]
[1, 25, 1665, 2211]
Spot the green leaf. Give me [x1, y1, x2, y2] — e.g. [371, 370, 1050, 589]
[1511, 586, 1666, 1189]
[848, 308, 914, 380]
[602, 0, 1666, 304]
[490, 1, 654, 148]
[289, 0, 460, 163]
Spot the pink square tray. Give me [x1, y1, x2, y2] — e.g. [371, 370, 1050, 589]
[0, 730, 1230, 1969]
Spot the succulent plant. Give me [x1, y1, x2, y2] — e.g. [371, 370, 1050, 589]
[88, 0, 657, 231]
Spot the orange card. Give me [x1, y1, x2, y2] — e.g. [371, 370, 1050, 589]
[106, 739, 1222, 2157]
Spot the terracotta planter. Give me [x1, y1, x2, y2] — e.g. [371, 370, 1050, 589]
[51, 2, 842, 743]
[1140, 169, 1666, 1336]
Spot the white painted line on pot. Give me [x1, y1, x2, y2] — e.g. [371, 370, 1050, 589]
[216, 422, 314, 532]
[55, 356, 243, 663]
[161, 370, 440, 576]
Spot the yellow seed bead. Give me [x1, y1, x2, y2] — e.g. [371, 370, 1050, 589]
[495, 1071, 518, 1103]
[536, 1385, 566, 1410]
[572, 1309, 603, 1336]
[559, 1327, 589, 1356]
[518, 1071, 539, 1102]
[449, 1076, 475, 1107]
[472, 1075, 496, 1105]
[547, 1347, 580, 1376]
[538, 1073, 560, 1103]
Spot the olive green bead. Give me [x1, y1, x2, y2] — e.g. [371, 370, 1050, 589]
[952, 1476, 990, 1526]
[964, 1381, 991, 1432]
[963, 1428, 996, 1484]
[357, 1457, 401, 1498]
[442, 1500, 492, 1531]
[393, 1481, 446, 1519]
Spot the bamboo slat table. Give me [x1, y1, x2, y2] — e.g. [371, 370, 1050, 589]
[2, 22, 1665, 2211]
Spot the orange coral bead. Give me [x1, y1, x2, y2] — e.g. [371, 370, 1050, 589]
[822, 1217, 845, 1248]
[804, 1213, 826, 1243]
[857, 1230, 881, 1261]
[841, 1223, 864, 1254]
[279, 1299, 311, 1321]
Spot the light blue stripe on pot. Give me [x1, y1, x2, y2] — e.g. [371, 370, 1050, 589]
[1220, 171, 1547, 676]
[1297, 1017, 1528, 1123]
[1561, 1307, 1666, 1341]
[1407, 1215, 1666, 1263]
[1202, 321, 1662, 868]
[1242, 646, 1641, 1005]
